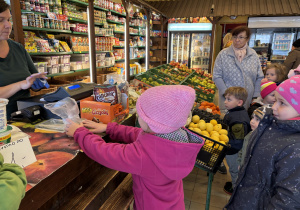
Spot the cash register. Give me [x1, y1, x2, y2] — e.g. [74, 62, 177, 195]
[17, 82, 96, 119]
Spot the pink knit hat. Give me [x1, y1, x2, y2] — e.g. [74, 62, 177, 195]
[261, 81, 277, 99]
[136, 85, 195, 134]
[276, 75, 300, 114]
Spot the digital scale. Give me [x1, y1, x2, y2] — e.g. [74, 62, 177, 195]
[17, 82, 96, 119]
[43, 82, 96, 102]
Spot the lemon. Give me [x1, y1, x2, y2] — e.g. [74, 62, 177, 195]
[206, 123, 214, 133]
[219, 140, 226, 145]
[201, 130, 210, 137]
[198, 122, 207, 130]
[210, 119, 218, 126]
[188, 127, 194, 130]
[192, 115, 200, 124]
[219, 134, 229, 143]
[206, 142, 214, 147]
[199, 120, 206, 124]
[219, 129, 228, 135]
[211, 135, 219, 142]
[194, 128, 202, 134]
[214, 144, 224, 151]
[210, 131, 220, 137]
[213, 124, 222, 132]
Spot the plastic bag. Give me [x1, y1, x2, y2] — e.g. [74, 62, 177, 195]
[44, 97, 81, 125]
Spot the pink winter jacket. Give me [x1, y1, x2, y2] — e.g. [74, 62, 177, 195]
[74, 123, 204, 210]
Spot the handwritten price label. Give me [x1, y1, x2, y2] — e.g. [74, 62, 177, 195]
[0, 137, 36, 168]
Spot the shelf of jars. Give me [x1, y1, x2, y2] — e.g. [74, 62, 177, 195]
[23, 26, 72, 34]
[107, 19, 124, 25]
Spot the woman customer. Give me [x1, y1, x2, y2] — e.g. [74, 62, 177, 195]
[213, 26, 264, 113]
[284, 39, 300, 72]
[0, 0, 47, 118]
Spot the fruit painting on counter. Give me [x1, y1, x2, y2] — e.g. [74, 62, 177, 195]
[11, 122, 80, 191]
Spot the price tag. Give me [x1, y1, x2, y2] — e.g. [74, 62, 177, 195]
[0, 137, 36, 168]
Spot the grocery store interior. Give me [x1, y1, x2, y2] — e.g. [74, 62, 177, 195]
[2, 0, 300, 209]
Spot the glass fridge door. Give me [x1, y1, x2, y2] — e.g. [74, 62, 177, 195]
[191, 33, 211, 71]
[170, 33, 190, 65]
[271, 32, 295, 61]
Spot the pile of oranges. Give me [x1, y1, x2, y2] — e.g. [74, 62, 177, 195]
[198, 101, 221, 115]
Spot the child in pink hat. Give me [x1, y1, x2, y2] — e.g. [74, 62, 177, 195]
[65, 85, 204, 210]
[226, 76, 300, 209]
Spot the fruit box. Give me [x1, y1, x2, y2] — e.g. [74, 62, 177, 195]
[80, 96, 129, 124]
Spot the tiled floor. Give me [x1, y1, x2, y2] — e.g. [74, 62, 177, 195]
[183, 163, 232, 210]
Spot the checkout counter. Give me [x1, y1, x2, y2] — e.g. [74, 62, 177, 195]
[11, 83, 134, 209]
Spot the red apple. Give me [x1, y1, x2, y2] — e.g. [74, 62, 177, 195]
[24, 151, 74, 183]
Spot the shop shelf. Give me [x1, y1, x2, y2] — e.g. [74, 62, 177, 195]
[72, 68, 90, 73]
[95, 23, 104, 26]
[114, 31, 125, 34]
[129, 33, 139, 36]
[23, 26, 72, 34]
[94, 6, 109, 11]
[115, 59, 125, 62]
[68, 17, 88, 23]
[73, 51, 89, 54]
[29, 52, 73, 55]
[67, 0, 89, 6]
[96, 51, 112, 53]
[138, 46, 146, 48]
[152, 21, 161, 25]
[96, 34, 114, 37]
[107, 20, 124, 25]
[110, 10, 126, 17]
[139, 34, 146, 37]
[113, 46, 125, 48]
[97, 65, 114, 69]
[21, 10, 47, 16]
[47, 71, 75, 77]
[129, 25, 146, 29]
[72, 31, 88, 35]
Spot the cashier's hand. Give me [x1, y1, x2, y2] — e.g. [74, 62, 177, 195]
[82, 120, 108, 133]
[20, 73, 48, 90]
[65, 119, 84, 137]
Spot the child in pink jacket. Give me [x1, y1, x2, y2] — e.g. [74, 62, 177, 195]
[65, 85, 204, 210]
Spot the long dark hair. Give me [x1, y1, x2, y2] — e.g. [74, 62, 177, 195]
[0, 0, 10, 13]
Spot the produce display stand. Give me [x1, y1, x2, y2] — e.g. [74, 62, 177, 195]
[191, 109, 228, 210]
[133, 64, 216, 103]
[12, 114, 136, 209]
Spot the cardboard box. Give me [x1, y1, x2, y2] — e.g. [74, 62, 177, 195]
[80, 96, 129, 124]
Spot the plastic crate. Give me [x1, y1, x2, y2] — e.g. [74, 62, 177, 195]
[190, 110, 229, 174]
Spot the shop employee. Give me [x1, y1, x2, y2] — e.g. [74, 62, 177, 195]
[0, 0, 47, 118]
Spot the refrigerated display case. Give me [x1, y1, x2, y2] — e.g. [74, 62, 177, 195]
[271, 33, 295, 61]
[191, 33, 211, 71]
[168, 23, 212, 70]
[248, 16, 300, 63]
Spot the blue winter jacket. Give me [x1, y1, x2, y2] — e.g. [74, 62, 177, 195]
[225, 110, 300, 209]
[213, 45, 264, 110]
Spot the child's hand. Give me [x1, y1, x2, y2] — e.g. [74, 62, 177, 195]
[65, 119, 84, 137]
[82, 120, 107, 133]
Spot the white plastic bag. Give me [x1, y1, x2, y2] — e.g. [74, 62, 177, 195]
[44, 97, 81, 125]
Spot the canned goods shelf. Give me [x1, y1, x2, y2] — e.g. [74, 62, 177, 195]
[115, 59, 125, 62]
[23, 26, 72, 34]
[107, 20, 124, 25]
[21, 10, 47, 16]
[29, 52, 73, 56]
[109, 10, 126, 17]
